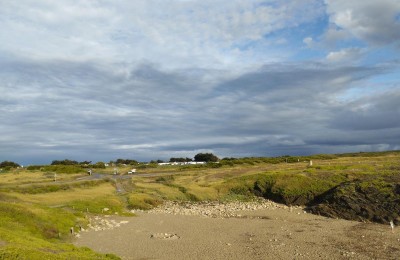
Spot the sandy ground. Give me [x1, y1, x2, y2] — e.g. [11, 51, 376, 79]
[74, 204, 400, 260]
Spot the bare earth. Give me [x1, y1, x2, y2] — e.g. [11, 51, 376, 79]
[74, 201, 400, 260]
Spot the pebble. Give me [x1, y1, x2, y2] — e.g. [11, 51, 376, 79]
[83, 218, 130, 233]
[151, 233, 180, 240]
[147, 199, 303, 218]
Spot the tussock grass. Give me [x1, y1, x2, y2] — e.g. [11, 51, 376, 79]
[68, 196, 129, 215]
[127, 193, 162, 210]
[11, 183, 116, 206]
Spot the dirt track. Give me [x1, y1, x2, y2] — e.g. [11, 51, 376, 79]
[74, 201, 400, 260]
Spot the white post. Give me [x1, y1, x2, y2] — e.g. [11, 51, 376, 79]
[309, 160, 313, 167]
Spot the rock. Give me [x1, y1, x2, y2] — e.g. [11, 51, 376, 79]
[307, 180, 400, 224]
[151, 233, 180, 240]
[147, 198, 290, 218]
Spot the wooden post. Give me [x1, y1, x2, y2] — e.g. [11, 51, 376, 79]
[390, 220, 395, 233]
[70, 227, 74, 235]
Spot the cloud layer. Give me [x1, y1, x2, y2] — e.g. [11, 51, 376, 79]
[0, 1, 399, 164]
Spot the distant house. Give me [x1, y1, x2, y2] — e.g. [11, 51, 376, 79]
[187, 161, 205, 165]
[157, 161, 206, 166]
[157, 162, 171, 166]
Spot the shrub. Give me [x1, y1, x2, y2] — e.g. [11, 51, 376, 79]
[0, 161, 20, 168]
[41, 165, 84, 174]
[26, 165, 43, 170]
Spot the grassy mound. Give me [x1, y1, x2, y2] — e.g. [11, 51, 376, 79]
[0, 194, 120, 259]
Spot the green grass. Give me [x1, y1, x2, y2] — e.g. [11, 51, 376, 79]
[68, 196, 132, 215]
[1, 150, 400, 258]
[0, 196, 119, 259]
[1, 179, 109, 194]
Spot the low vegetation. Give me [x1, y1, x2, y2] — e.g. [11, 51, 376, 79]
[0, 150, 399, 258]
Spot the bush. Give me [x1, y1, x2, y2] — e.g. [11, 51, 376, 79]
[51, 159, 79, 165]
[41, 165, 84, 174]
[0, 161, 20, 168]
[194, 153, 219, 162]
[26, 165, 43, 171]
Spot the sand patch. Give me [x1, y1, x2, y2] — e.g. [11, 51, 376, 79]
[75, 200, 400, 260]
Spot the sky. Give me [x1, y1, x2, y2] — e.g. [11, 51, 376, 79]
[1, 0, 400, 165]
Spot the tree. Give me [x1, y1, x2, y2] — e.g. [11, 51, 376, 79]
[115, 159, 138, 165]
[169, 157, 193, 162]
[90, 162, 106, 169]
[51, 159, 79, 165]
[0, 161, 20, 168]
[194, 153, 219, 162]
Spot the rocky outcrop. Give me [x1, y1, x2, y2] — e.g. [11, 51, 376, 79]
[307, 181, 400, 224]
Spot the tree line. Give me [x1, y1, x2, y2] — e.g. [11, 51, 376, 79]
[0, 153, 220, 170]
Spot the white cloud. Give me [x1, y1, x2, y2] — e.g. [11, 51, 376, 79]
[0, 0, 324, 69]
[325, 0, 400, 45]
[326, 48, 364, 63]
[0, 1, 399, 164]
[303, 37, 314, 47]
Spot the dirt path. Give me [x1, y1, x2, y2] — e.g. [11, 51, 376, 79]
[74, 202, 400, 260]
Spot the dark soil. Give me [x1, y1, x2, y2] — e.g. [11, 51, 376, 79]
[253, 174, 400, 225]
[307, 180, 400, 225]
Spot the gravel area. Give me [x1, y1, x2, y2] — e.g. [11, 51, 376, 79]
[146, 199, 303, 218]
[75, 199, 400, 260]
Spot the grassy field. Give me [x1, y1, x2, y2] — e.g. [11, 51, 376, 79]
[0, 151, 399, 258]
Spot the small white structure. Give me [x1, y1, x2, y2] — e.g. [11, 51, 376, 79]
[187, 161, 206, 165]
[308, 160, 313, 167]
[157, 161, 207, 166]
[158, 163, 171, 166]
[128, 169, 136, 174]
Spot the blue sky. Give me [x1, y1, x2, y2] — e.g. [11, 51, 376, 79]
[0, 0, 399, 165]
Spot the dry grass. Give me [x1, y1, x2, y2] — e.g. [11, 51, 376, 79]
[0, 151, 399, 259]
[10, 183, 116, 206]
[0, 171, 84, 186]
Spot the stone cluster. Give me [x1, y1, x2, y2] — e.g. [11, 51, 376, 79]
[147, 198, 303, 218]
[85, 216, 129, 232]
